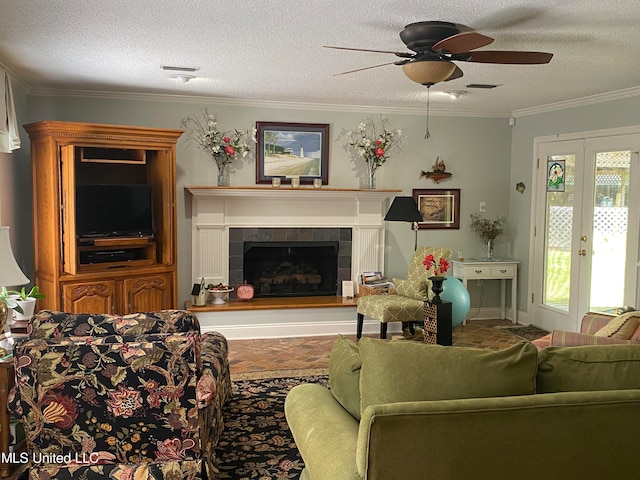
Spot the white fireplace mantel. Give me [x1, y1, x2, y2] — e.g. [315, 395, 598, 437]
[185, 186, 400, 286]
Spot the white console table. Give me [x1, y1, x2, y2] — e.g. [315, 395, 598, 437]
[452, 259, 518, 324]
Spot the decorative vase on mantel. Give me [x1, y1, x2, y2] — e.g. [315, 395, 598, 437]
[429, 276, 447, 304]
[368, 172, 376, 189]
[366, 163, 377, 189]
[216, 163, 229, 187]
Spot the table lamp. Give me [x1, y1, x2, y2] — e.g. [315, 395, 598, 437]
[0, 226, 29, 352]
[384, 196, 424, 251]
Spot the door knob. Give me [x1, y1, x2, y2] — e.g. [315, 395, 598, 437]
[580, 235, 587, 242]
[577, 249, 587, 256]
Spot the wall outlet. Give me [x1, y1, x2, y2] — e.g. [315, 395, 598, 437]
[479, 202, 486, 212]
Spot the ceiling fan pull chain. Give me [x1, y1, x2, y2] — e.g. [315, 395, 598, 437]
[424, 85, 431, 139]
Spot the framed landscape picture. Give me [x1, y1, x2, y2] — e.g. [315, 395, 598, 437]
[412, 188, 461, 230]
[255, 122, 330, 185]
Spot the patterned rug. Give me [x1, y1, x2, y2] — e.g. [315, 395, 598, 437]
[215, 371, 328, 480]
[499, 325, 549, 341]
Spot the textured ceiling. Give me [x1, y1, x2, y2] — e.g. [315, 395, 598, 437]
[1, 0, 640, 116]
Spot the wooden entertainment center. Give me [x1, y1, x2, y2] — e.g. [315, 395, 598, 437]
[25, 121, 183, 314]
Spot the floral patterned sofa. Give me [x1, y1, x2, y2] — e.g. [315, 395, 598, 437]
[9, 310, 231, 479]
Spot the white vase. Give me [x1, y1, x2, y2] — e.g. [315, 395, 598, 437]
[13, 297, 36, 320]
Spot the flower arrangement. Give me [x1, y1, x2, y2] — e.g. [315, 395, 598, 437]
[469, 213, 507, 241]
[181, 108, 256, 185]
[423, 254, 450, 278]
[347, 117, 402, 187]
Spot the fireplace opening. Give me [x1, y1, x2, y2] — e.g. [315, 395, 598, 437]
[243, 241, 339, 297]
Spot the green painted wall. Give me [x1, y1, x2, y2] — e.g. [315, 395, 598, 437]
[11, 91, 638, 318]
[509, 95, 640, 318]
[21, 94, 512, 308]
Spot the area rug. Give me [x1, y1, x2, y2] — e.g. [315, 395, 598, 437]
[499, 325, 549, 341]
[215, 371, 328, 480]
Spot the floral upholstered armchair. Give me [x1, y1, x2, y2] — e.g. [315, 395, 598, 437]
[356, 246, 452, 339]
[9, 310, 231, 479]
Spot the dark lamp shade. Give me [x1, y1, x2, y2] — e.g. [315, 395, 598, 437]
[384, 196, 423, 223]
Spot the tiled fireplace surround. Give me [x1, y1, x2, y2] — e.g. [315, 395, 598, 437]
[229, 227, 353, 295]
[186, 186, 399, 339]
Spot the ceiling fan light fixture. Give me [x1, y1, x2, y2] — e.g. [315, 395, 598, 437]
[401, 60, 456, 85]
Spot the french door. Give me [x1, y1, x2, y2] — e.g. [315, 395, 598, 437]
[531, 134, 640, 332]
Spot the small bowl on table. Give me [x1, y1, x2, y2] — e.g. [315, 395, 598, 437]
[208, 287, 234, 305]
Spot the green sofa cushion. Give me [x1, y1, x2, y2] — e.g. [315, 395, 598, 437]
[537, 344, 640, 393]
[358, 338, 537, 414]
[328, 335, 362, 420]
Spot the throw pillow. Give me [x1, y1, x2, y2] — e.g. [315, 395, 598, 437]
[328, 334, 362, 420]
[358, 338, 537, 414]
[537, 344, 640, 393]
[594, 311, 640, 339]
[631, 324, 640, 343]
[393, 278, 427, 300]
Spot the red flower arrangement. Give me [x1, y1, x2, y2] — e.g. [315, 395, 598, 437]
[181, 107, 256, 175]
[347, 117, 403, 172]
[423, 254, 450, 278]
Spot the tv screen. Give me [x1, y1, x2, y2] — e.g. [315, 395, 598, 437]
[75, 184, 155, 239]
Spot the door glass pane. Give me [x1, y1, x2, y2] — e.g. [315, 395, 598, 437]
[589, 150, 630, 312]
[543, 155, 575, 310]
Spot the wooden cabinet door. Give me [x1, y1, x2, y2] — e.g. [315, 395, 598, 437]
[62, 280, 117, 314]
[60, 145, 78, 275]
[124, 273, 172, 313]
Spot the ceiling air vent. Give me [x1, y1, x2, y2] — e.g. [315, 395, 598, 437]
[465, 83, 500, 89]
[161, 65, 200, 73]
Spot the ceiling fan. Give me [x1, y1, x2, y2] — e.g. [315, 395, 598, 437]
[326, 21, 552, 139]
[325, 21, 553, 86]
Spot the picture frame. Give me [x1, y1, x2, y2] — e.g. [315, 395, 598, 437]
[255, 122, 330, 185]
[412, 188, 461, 230]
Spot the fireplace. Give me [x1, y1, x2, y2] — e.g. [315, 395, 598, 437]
[244, 241, 338, 297]
[186, 187, 395, 298]
[229, 227, 352, 296]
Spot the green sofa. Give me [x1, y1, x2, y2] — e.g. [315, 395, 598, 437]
[285, 336, 640, 480]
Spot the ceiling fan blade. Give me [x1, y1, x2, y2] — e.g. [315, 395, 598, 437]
[333, 61, 399, 76]
[324, 45, 414, 58]
[444, 65, 464, 81]
[461, 50, 553, 64]
[433, 31, 494, 54]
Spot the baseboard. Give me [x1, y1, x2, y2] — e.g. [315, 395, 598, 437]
[202, 319, 403, 340]
[196, 305, 523, 340]
[465, 306, 522, 323]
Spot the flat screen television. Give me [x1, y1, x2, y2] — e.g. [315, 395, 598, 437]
[75, 184, 155, 239]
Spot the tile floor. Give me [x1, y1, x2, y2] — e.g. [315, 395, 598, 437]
[228, 319, 522, 374]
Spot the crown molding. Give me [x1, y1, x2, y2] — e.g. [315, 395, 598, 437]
[28, 87, 507, 118]
[0, 61, 30, 94]
[29, 84, 640, 119]
[512, 86, 640, 117]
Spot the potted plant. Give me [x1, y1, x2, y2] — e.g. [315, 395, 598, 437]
[6, 286, 45, 320]
[0, 287, 23, 323]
